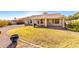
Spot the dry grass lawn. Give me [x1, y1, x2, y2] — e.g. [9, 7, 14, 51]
[7, 26, 79, 48]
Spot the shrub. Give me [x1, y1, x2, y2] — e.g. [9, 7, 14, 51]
[67, 21, 79, 32]
[7, 21, 13, 25]
[67, 23, 76, 28]
[0, 20, 8, 27]
[0, 20, 12, 27]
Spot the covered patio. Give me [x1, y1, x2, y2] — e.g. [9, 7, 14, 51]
[31, 14, 65, 28]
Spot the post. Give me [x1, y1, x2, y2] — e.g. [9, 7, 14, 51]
[62, 18, 65, 28]
[0, 31, 1, 34]
[45, 18, 47, 27]
[54, 18, 55, 24]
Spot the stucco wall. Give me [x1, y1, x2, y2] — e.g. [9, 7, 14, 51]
[25, 18, 64, 27]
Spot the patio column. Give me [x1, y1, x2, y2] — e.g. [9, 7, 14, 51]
[59, 18, 62, 25]
[54, 18, 55, 24]
[62, 18, 65, 28]
[45, 18, 47, 27]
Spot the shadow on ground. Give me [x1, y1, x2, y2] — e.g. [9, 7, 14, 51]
[48, 26, 67, 30]
[7, 43, 17, 48]
[35, 26, 67, 31]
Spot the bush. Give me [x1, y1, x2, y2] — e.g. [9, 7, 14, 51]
[67, 21, 79, 32]
[0, 20, 8, 27]
[0, 20, 12, 27]
[67, 23, 76, 28]
[7, 21, 13, 25]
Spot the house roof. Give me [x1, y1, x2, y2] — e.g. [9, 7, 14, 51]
[31, 14, 64, 19]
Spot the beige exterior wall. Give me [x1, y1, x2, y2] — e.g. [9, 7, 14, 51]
[25, 20, 29, 24]
[32, 19, 46, 26]
[45, 18, 47, 27]
[25, 18, 65, 27]
[62, 18, 65, 28]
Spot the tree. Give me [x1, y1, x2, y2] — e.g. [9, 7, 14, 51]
[65, 12, 79, 23]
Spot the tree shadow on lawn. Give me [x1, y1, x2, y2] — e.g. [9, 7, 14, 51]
[35, 26, 67, 31]
[7, 42, 17, 48]
[47, 26, 79, 33]
[47, 26, 68, 31]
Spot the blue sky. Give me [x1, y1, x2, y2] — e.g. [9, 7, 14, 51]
[0, 11, 77, 20]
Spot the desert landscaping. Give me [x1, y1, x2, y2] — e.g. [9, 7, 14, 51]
[7, 26, 79, 48]
[0, 11, 79, 48]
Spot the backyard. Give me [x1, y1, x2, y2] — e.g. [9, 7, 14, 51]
[7, 26, 79, 48]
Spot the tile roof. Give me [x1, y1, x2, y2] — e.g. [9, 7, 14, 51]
[31, 14, 64, 19]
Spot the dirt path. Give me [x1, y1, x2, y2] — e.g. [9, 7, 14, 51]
[0, 25, 42, 48]
[0, 25, 24, 48]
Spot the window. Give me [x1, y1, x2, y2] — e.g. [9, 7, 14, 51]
[55, 19, 59, 24]
[52, 19, 54, 24]
[47, 19, 51, 24]
[30, 20, 32, 23]
[40, 19, 43, 24]
[37, 20, 39, 24]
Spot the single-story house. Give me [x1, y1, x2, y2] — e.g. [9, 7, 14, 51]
[25, 12, 65, 28]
